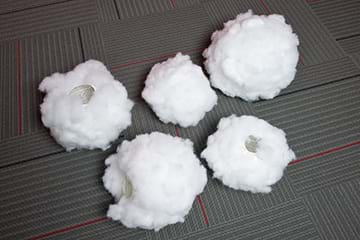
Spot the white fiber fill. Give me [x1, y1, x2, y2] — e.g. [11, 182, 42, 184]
[203, 10, 299, 101]
[142, 53, 217, 127]
[103, 132, 208, 231]
[39, 60, 133, 151]
[201, 115, 295, 193]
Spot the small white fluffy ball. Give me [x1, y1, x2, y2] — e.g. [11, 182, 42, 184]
[103, 132, 208, 231]
[201, 115, 295, 193]
[39, 60, 133, 151]
[142, 53, 217, 127]
[203, 10, 299, 101]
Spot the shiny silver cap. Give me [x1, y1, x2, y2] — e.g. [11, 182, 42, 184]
[245, 135, 261, 153]
[122, 175, 133, 198]
[69, 84, 95, 104]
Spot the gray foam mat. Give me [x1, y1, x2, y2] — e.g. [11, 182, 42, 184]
[0, 0, 359, 239]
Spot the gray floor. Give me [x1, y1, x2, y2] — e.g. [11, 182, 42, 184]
[0, 0, 359, 239]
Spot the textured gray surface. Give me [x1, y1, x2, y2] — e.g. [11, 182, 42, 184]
[0, 130, 63, 167]
[202, 0, 266, 30]
[48, 220, 147, 240]
[21, 29, 84, 135]
[0, 0, 68, 15]
[114, 0, 173, 19]
[338, 35, 360, 67]
[253, 77, 360, 159]
[0, 0, 359, 239]
[288, 144, 360, 195]
[304, 179, 360, 240]
[185, 200, 321, 240]
[0, 41, 18, 140]
[101, 6, 212, 68]
[309, 0, 360, 40]
[0, 0, 98, 42]
[0, 149, 113, 240]
[280, 56, 360, 95]
[265, 0, 345, 65]
[200, 171, 297, 225]
[80, 24, 108, 63]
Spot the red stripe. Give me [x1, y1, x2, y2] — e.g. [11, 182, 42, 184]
[27, 141, 359, 238]
[175, 127, 180, 137]
[299, 55, 305, 65]
[170, 0, 176, 8]
[111, 48, 203, 71]
[175, 127, 210, 225]
[260, 0, 271, 14]
[289, 141, 360, 165]
[197, 196, 209, 225]
[30, 217, 108, 240]
[17, 40, 23, 135]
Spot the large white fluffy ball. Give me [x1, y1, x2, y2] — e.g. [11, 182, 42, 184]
[201, 115, 295, 193]
[39, 60, 133, 151]
[103, 132, 208, 231]
[142, 53, 217, 127]
[203, 10, 299, 101]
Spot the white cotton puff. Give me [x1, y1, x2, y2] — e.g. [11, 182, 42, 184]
[201, 115, 295, 193]
[103, 132, 208, 231]
[39, 60, 133, 151]
[142, 53, 217, 127]
[203, 10, 299, 101]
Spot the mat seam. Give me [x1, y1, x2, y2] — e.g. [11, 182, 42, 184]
[25, 141, 360, 239]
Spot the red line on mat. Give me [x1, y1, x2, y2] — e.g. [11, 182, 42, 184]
[197, 196, 209, 226]
[289, 141, 360, 166]
[175, 126, 210, 226]
[260, 0, 271, 14]
[27, 141, 359, 238]
[30, 217, 108, 240]
[111, 48, 203, 71]
[299, 55, 304, 65]
[169, 0, 176, 8]
[17, 40, 23, 135]
[175, 127, 180, 137]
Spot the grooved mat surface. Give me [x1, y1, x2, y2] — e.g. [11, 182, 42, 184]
[0, 0, 359, 239]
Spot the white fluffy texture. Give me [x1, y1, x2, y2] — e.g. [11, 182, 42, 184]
[39, 60, 133, 151]
[203, 10, 299, 101]
[103, 132, 208, 231]
[142, 53, 217, 127]
[201, 115, 295, 193]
